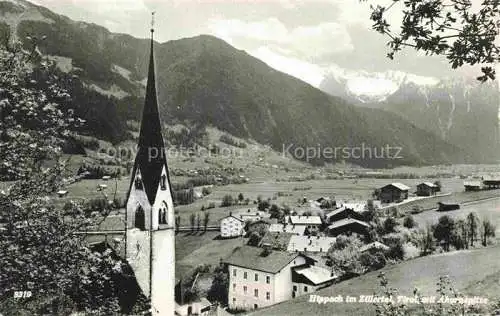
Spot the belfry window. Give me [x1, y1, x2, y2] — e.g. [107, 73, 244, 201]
[135, 177, 143, 190]
[160, 175, 167, 190]
[135, 206, 145, 230]
[158, 207, 167, 225]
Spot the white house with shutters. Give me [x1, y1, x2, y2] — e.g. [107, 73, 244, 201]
[220, 215, 245, 238]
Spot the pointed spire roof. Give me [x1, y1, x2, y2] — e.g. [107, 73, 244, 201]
[130, 24, 170, 204]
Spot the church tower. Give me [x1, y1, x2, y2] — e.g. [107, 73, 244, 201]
[125, 15, 175, 315]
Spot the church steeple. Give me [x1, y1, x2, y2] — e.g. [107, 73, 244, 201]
[131, 12, 169, 204]
[125, 14, 176, 316]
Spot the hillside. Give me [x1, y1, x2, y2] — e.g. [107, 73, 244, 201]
[0, 0, 471, 167]
[248, 245, 500, 316]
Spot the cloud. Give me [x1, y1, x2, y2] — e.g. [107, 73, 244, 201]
[249, 46, 326, 88]
[208, 18, 353, 59]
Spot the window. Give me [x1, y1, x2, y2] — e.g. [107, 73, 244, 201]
[233, 269, 237, 277]
[160, 174, 167, 190]
[233, 298, 236, 304]
[135, 177, 143, 190]
[293, 285, 297, 292]
[243, 286, 247, 294]
[134, 206, 145, 230]
[254, 273, 258, 281]
[254, 304, 258, 309]
[304, 286, 308, 293]
[266, 292, 270, 300]
[266, 276, 270, 284]
[233, 283, 236, 291]
[243, 272, 247, 279]
[254, 289, 258, 297]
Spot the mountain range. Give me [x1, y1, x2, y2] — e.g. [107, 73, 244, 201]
[321, 70, 500, 163]
[0, 0, 487, 167]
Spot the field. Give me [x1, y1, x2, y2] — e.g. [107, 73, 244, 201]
[249, 244, 500, 316]
[413, 197, 500, 236]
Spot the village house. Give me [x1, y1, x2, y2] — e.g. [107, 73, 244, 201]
[325, 206, 365, 224]
[285, 215, 322, 231]
[482, 175, 500, 189]
[224, 246, 317, 311]
[260, 232, 295, 251]
[416, 182, 440, 196]
[327, 218, 370, 237]
[287, 235, 336, 253]
[234, 209, 269, 222]
[378, 183, 410, 203]
[437, 201, 460, 212]
[268, 223, 306, 236]
[175, 298, 213, 316]
[220, 215, 245, 238]
[464, 180, 482, 191]
[291, 265, 337, 298]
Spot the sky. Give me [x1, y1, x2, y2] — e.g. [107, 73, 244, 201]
[28, 0, 498, 96]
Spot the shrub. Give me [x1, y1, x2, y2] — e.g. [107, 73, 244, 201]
[403, 215, 417, 229]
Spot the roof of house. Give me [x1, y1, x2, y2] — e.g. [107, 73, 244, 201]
[220, 215, 245, 223]
[287, 215, 322, 225]
[464, 181, 482, 186]
[260, 232, 295, 250]
[287, 235, 336, 252]
[328, 218, 370, 230]
[418, 182, 437, 188]
[269, 223, 306, 235]
[381, 183, 410, 191]
[292, 265, 337, 285]
[325, 205, 364, 220]
[223, 246, 307, 274]
[359, 241, 390, 253]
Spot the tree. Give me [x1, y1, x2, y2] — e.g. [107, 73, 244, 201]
[419, 225, 436, 255]
[238, 193, 244, 203]
[433, 215, 455, 251]
[207, 265, 228, 305]
[175, 215, 181, 233]
[481, 218, 496, 246]
[367, 0, 500, 81]
[220, 194, 234, 207]
[0, 44, 145, 314]
[190, 213, 196, 233]
[203, 212, 210, 232]
[467, 212, 478, 247]
[196, 213, 201, 232]
[269, 204, 281, 219]
[383, 217, 398, 234]
[403, 215, 416, 229]
[257, 200, 270, 211]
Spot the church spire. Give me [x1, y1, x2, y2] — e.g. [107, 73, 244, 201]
[131, 12, 168, 204]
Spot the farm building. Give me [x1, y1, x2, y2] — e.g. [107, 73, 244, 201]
[287, 235, 336, 253]
[378, 183, 410, 203]
[464, 181, 482, 191]
[327, 218, 370, 237]
[291, 265, 337, 298]
[220, 215, 245, 238]
[268, 223, 306, 236]
[224, 246, 316, 311]
[482, 176, 500, 189]
[416, 182, 439, 196]
[325, 206, 365, 223]
[285, 215, 322, 230]
[437, 202, 460, 212]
